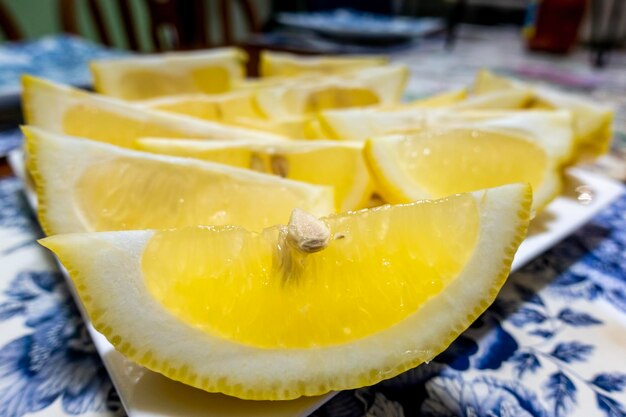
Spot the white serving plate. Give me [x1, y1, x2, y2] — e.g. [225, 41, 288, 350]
[7, 149, 624, 417]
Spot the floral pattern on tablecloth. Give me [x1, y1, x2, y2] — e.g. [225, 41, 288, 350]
[0, 36, 122, 157]
[0, 35, 120, 95]
[0, 177, 124, 417]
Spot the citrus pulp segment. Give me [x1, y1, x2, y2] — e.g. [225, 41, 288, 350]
[254, 65, 409, 118]
[260, 51, 387, 77]
[529, 87, 613, 158]
[365, 128, 559, 211]
[21, 76, 284, 148]
[429, 110, 575, 164]
[24, 127, 334, 235]
[450, 88, 533, 110]
[138, 91, 262, 123]
[402, 88, 468, 108]
[228, 115, 321, 139]
[318, 107, 575, 158]
[139, 93, 318, 139]
[136, 138, 372, 211]
[473, 68, 519, 93]
[473, 70, 613, 158]
[90, 48, 247, 99]
[40, 183, 531, 400]
[318, 107, 430, 141]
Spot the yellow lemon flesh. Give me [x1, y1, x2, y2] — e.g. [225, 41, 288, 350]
[139, 91, 262, 122]
[450, 88, 533, 110]
[91, 48, 247, 100]
[138, 93, 318, 139]
[40, 183, 531, 400]
[143, 195, 479, 348]
[260, 50, 387, 77]
[137, 138, 372, 211]
[402, 88, 468, 108]
[254, 65, 408, 119]
[473, 69, 613, 158]
[229, 116, 321, 139]
[318, 106, 575, 162]
[428, 110, 575, 165]
[21, 76, 283, 149]
[366, 128, 559, 211]
[24, 127, 333, 235]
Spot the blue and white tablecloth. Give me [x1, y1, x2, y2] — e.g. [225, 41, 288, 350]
[0, 35, 119, 95]
[0, 178, 123, 417]
[0, 35, 120, 157]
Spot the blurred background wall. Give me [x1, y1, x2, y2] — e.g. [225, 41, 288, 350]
[1, 0, 624, 52]
[0, 0, 272, 47]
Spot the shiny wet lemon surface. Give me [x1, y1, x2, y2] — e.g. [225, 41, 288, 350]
[74, 157, 329, 231]
[298, 87, 380, 112]
[142, 194, 479, 348]
[63, 105, 185, 148]
[147, 92, 261, 123]
[137, 139, 371, 211]
[379, 130, 548, 199]
[111, 67, 230, 99]
[190, 67, 231, 93]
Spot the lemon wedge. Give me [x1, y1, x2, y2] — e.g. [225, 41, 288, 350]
[138, 91, 262, 122]
[136, 138, 372, 211]
[24, 127, 334, 234]
[227, 116, 320, 139]
[260, 51, 387, 77]
[318, 107, 575, 154]
[40, 183, 531, 400]
[376, 88, 467, 112]
[473, 69, 521, 93]
[473, 69, 613, 158]
[254, 65, 409, 118]
[365, 128, 561, 211]
[450, 88, 533, 110]
[402, 88, 468, 108]
[22, 76, 283, 147]
[319, 107, 428, 140]
[429, 110, 575, 165]
[137, 92, 316, 139]
[91, 48, 247, 100]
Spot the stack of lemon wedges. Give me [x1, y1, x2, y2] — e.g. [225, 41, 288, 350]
[24, 48, 612, 400]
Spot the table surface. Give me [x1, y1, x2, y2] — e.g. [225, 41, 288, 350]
[1, 26, 626, 417]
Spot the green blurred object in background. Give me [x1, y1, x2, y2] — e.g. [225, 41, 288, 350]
[0, 0, 271, 49]
[1, 0, 151, 47]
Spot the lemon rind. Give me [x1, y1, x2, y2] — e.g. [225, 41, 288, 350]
[90, 48, 247, 99]
[40, 184, 531, 401]
[364, 135, 430, 203]
[253, 65, 408, 119]
[472, 69, 614, 161]
[21, 76, 286, 147]
[365, 129, 564, 211]
[260, 50, 387, 78]
[136, 137, 372, 212]
[24, 127, 335, 235]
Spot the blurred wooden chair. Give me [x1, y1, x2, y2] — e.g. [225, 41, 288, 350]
[0, 0, 23, 41]
[59, 0, 260, 52]
[218, 0, 260, 46]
